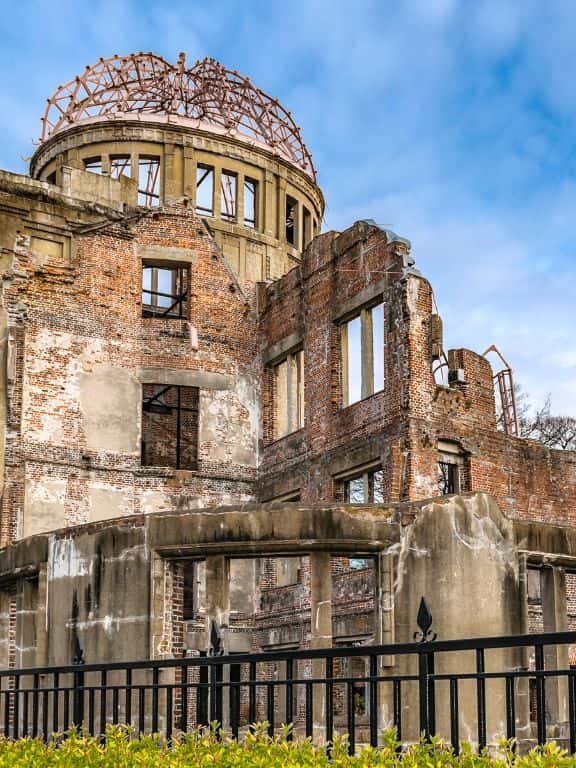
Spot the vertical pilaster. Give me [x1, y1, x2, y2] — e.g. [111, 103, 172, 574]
[204, 555, 230, 651]
[163, 144, 176, 201]
[237, 173, 245, 226]
[541, 566, 568, 726]
[183, 147, 196, 205]
[263, 169, 275, 237]
[310, 551, 332, 741]
[213, 167, 222, 221]
[277, 177, 287, 244]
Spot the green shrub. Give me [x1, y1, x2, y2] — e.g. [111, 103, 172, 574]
[0, 724, 573, 766]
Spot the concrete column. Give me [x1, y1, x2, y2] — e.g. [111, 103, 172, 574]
[150, 554, 170, 659]
[173, 144, 184, 198]
[204, 555, 230, 651]
[213, 167, 222, 221]
[541, 566, 569, 728]
[15, 578, 38, 668]
[101, 154, 111, 176]
[163, 144, 176, 201]
[36, 564, 49, 666]
[183, 148, 196, 204]
[263, 169, 275, 238]
[131, 152, 139, 205]
[277, 177, 287, 244]
[205, 555, 230, 728]
[310, 551, 332, 741]
[237, 172, 245, 226]
[515, 555, 532, 742]
[361, 308, 375, 399]
[376, 552, 395, 736]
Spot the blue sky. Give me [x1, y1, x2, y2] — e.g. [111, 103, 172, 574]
[0, 0, 574, 415]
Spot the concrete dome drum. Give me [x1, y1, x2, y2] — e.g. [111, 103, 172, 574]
[40, 52, 316, 180]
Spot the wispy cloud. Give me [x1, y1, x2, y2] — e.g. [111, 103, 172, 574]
[0, 0, 574, 413]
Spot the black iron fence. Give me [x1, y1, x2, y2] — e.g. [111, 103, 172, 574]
[1, 618, 576, 753]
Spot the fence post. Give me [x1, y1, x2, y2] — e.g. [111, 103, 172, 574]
[72, 638, 85, 730]
[414, 598, 436, 741]
[208, 621, 224, 731]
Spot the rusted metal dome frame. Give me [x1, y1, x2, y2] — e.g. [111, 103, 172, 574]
[40, 52, 316, 180]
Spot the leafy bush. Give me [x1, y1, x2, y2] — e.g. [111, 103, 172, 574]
[0, 724, 574, 766]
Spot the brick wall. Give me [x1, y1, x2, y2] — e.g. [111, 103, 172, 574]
[258, 221, 576, 527]
[1, 201, 260, 543]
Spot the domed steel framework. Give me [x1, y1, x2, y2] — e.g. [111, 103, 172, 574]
[40, 52, 316, 180]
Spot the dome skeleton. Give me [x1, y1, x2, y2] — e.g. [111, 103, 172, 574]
[40, 52, 316, 180]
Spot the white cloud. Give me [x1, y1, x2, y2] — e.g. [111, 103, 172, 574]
[0, 1, 573, 415]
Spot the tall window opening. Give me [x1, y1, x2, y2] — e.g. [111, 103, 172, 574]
[437, 441, 467, 496]
[141, 385, 199, 469]
[274, 349, 304, 439]
[302, 206, 312, 248]
[183, 561, 195, 621]
[142, 264, 189, 319]
[138, 157, 160, 207]
[196, 165, 214, 216]
[221, 171, 237, 222]
[110, 155, 131, 179]
[341, 302, 384, 406]
[244, 178, 257, 228]
[84, 157, 102, 174]
[285, 195, 298, 245]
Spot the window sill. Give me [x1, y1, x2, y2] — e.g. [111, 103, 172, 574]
[137, 465, 199, 478]
[340, 389, 384, 411]
[142, 313, 188, 321]
[265, 427, 305, 447]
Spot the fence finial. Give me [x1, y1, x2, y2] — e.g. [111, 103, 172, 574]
[414, 597, 437, 642]
[72, 636, 85, 665]
[209, 620, 224, 656]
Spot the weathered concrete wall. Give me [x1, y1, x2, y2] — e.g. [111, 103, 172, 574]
[46, 522, 150, 665]
[394, 494, 523, 743]
[0, 492, 573, 746]
[0, 494, 528, 669]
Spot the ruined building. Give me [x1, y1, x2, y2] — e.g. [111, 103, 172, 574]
[0, 51, 575, 739]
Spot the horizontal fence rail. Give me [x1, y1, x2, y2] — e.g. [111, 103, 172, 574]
[2, 626, 576, 753]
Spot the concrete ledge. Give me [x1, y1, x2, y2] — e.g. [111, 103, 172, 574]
[137, 368, 232, 390]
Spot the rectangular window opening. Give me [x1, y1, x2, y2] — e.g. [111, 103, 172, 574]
[183, 562, 195, 621]
[141, 384, 199, 470]
[285, 195, 297, 245]
[438, 461, 459, 495]
[110, 155, 131, 180]
[244, 178, 257, 228]
[196, 165, 214, 216]
[84, 157, 102, 175]
[273, 349, 304, 439]
[221, 171, 237, 222]
[138, 157, 160, 207]
[343, 467, 384, 505]
[142, 264, 189, 319]
[341, 301, 384, 406]
[437, 442, 467, 496]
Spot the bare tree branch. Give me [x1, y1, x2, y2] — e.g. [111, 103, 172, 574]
[498, 387, 576, 450]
